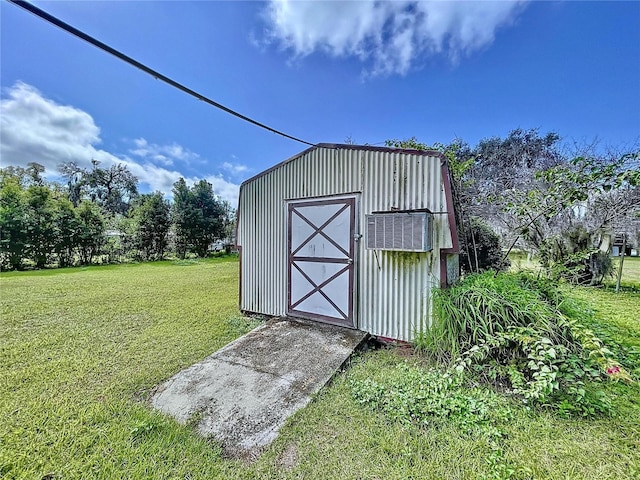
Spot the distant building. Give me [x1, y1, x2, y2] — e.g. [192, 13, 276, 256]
[612, 233, 636, 257]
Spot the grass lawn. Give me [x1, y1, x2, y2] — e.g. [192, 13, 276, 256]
[2, 258, 639, 479]
[610, 255, 640, 287]
[509, 253, 640, 289]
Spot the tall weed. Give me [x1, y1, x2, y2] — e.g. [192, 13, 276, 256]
[418, 272, 631, 415]
[420, 272, 563, 360]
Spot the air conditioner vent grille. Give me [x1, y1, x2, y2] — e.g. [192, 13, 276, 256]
[365, 212, 432, 252]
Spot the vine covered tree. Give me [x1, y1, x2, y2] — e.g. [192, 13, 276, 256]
[59, 160, 138, 215]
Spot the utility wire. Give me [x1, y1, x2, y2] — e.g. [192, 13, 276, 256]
[9, 0, 317, 147]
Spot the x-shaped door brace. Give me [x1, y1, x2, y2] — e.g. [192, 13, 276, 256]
[291, 203, 351, 258]
[290, 261, 349, 320]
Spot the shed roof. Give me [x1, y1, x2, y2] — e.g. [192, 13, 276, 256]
[240, 143, 446, 188]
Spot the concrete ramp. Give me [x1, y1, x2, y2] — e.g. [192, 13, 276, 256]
[151, 317, 367, 458]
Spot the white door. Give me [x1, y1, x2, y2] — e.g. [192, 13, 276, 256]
[288, 197, 356, 327]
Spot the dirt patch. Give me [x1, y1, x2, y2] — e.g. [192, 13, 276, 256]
[393, 343, 417, 359]
[276, 442, 299, 471]
[224, 444, 264, 465]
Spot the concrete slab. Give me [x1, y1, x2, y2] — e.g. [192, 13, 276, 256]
[150, 317, 367, 458]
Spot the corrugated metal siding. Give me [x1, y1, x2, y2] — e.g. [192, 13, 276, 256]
[358, 149, 450, 340]
[237, 148, 363, 318]
[237, 146, 453, 341]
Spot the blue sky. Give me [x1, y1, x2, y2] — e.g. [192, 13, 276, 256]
[1, 1, 639, 204]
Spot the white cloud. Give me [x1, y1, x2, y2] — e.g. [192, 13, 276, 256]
[0, 82, 240, 204]
[222, 161, 249, 175]
[129, 137, 200, 166]
[263, 0, 528, 76]
[1, 81, 104, 170]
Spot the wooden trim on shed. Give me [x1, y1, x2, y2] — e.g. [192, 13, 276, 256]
[287, 196, 356, 328]
[439, 160, 460, 288]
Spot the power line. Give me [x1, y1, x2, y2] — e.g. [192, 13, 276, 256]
[8, 0, 317, 147]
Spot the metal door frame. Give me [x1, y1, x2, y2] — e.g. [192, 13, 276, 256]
[287, 195, 358, 328]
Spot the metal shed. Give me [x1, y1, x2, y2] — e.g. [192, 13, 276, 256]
[236, 144, 459, 341]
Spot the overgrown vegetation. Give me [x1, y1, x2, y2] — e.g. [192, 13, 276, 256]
[350, 364, 522, 478]
[350, 267, 639, 478]
[416, 272, 631, 416]
[459, 217, 510, 274]
[503, 154, 639, 284]
[346, 348, 639, 480]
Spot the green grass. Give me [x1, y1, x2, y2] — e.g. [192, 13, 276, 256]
[508, 250, 543, 273]
[609, 255, 640, 287]
[570, 287, 640, 376]
[2, 258, 639, 479]
[0, 258, 258, 479]
[259, 350, 640, 480]
[509, 253, 640, 289]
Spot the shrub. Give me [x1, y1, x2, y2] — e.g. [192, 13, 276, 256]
[459, 217, 510, 274]
[538, 226, 614, 285]
[419, 273, 560, 360]
[417, 272, 631, 416]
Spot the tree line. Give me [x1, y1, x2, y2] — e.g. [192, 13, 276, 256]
[3, 130, 638, 280]
[386, 129, 640, 285]
[0, 161, 234, 271]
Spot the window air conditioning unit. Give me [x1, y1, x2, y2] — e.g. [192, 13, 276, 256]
[365, 210, 433, 252]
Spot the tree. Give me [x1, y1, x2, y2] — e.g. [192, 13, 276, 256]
[171, 178, 195, 258]
[0, 166, 56, 270]
[25, 162, 46, 186]
[23, 185, 56, 268]
[53, 198, 81, 268]
[472, 129, 561, 197]
[191, 180, 227, 257]
[59, 161, 138, 215]
[89, 162, 139, 215]
[171, 178, 228, 258]
[76, 201, 105, 265]
[1, 162, 47, 187]
[502, 152, 639, 284]
[1, 164, 80, 269]
[0, 173, 28, 270]
[438, 129, 563, 238]
[131, 192, 171, 260]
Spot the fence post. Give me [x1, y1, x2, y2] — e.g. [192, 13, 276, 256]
[615, 234, 627, 293]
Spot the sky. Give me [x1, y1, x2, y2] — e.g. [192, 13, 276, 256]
[1, 1, 639, 205]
